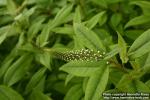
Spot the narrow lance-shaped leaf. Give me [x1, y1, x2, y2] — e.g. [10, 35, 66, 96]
[51, 4, 73, 28]
[36, 4, 73, 47]
[128, 29, 150, 59]
[142, 52, 150, 73]
[117, 77, 150, 92]
[85, 64, 109, 100]
[117, 32, 128, 63]
[74, 23, 106, 51]
[35, 52, 51, 70]
[60, 61, 107, 77]
[29, 90, 52, 100]
[25, 67, 47, 94]
[4, 54, 33, 86]
[0, 0, 7, 6]
[110, 13, 122, 29]
[109, 68, 124, 86]
[36, 20, 52, 47]
[14, 7, 36, 29]
[0, 32, 7, 45]
[6, 0, 17, 15]
[130, 1, 150, 16]
[98, 11, 107, 26]
[124, 29, 143, 40]
[134, 80, 150, 92]
[124, 15, 150, 28]
[0, 85, 24, 100]
[52, 26, 74, 35]
[86, 11, 106, 29]
[0, 47, 19, 78]
[0, 58, 13, 78]
[82, 78, 88, 93]
[145, 80, 150, 88]
[65, 74, 74, 86]
[116, 74, 133, 92]
[64, 84, 83, 100]
[73, 6, 82, 23]
[104, 45, 119, 60]
[32, 76, 46, 92]
[116, 69, 148, 92]
[91, 0, 107, 8]
[27, 17, 46, 40]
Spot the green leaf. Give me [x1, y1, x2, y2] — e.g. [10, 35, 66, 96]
[0, 32, 7, 45]
[86, 11, 106, 29]
[25, 67, 47, 94]
[109, 68, 124, 86]
[60, 61, 106, 77]
[0, 85, 23, 100]
[3, 54, 33, 86]
[118, 79, 150, 92]
[26, 0, 36, 5]
[73, 36, 85, 49]
[0, 57, 14, 79]
[29, 90, 52, 100]
[52, 81, 68, 94]
[0, 15, 13, 26]
[0, 47, 18, 78]
[73, 6, 82, 23]
[130, 1, 150, 16]
[18, 43, 42, 53]
[116, 74, 134, 92]
[106, 0, 123, 4]
[74, 23, 105, 51]
[98, 11, 107, 27]
[110, 13, 122, 29]
[62, 12, 74, 24]
[0, 8, 8, 15]
[145, 80, 150, 88]
[14, 7, 36, 21]
[32, 76, 46, 92]
[36, 4, 73, 47]
[0, 0, 6, 6]
[104, 45, 119, 60]
[52, 26, 74, 35]
[27, 17, 45, 40]
[117, 32, 128, 63]
[125, 15, 150, 28]
[65, 74, 74, 86]
[91, 0, 107, 8]
[85, 64, 109, 100]
[124, 29, 143, 40]
[35, 52, 51, 70]
[64, 84, 83, 100]
[142, 53, 150, 73]
[82, 78, 88, 93]
[52, 5, 73, 27]
[130, 53, 148, 70]
[128, 29, 150, 59]
[6, 0, 17, 15]
[14, 7, 36, 30]
[36, 20, 52, 47]
[94, 29, 112, 45]
[134, 80, 150, 92]
[116, 71, 148, 92]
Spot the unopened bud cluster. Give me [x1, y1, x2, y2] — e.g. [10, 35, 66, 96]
[55, 49, 106, 62]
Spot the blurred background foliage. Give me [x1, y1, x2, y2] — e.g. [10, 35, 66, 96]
[0, 0, 150, 100]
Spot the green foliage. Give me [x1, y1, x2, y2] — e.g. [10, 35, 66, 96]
[0, 85, 24, 100]
[0, 0, 150, 100]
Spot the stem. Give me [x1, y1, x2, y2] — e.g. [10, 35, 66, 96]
[108, 59, 128, 73]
